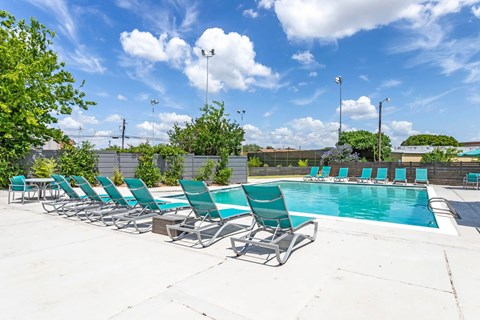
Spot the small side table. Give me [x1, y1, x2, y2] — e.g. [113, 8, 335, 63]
[152, 214, 192, 237]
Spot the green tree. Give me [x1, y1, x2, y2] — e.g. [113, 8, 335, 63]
[168, 101, 244, 156]
[58, 141, 98, 184]
[401, 134, 459, 146]
[421, 148, 458, 163]
[243, 143, 261, 153]
[0, 11, 95, 187]
[338, 130, 392, 162]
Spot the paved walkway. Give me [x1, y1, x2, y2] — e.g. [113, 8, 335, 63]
[1, 181, 479, 319]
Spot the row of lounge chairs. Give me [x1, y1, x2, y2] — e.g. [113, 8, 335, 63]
[304, 166, 429, 185]
[34, 174, 317, 265]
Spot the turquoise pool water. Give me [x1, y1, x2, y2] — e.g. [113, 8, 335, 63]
[175, 181, 438, 228]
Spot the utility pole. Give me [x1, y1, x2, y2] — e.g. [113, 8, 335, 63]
[121, 118, 126, 150]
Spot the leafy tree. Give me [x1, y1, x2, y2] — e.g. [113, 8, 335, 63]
[133, 143, 161, 187]
[168, 101, 244, 156]
[162, 154, 184, 186]
[319, 144, 359, 165]
[213, 148, 232, 185]
[339, 130, 392, 162]
[421, 148, 459, 163]
[401, 134, 459, 146]
[0, 11, 95, 187]
[243, 143, 262, 153]
[58, 141, 98, 184]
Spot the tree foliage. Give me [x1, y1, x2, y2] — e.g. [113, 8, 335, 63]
[168, 101, 244, 156]
[338, 130, 392, 162]
[243, 143, 262, 153]
[401, 134, 459, 147]
[319, 144, 359, 165]
[0, 11, 95, 187]
[421, 148, 459, 163]
[58, 141, 98, 184]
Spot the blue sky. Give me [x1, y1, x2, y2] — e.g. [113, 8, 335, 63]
[5, 0, 480, 149]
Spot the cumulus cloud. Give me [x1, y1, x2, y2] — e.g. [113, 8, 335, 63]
[105, 114, 122, 122]
[473, 6, 480, 17]
[340, 96, 378, 120]
[58, 109, 99, 130]
[184, 28, 279, 92]
[117, 94, 127, 101]
[292, 50, 315, 65]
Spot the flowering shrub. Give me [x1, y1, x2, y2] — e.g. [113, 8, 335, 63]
[320, 144, 359, 165]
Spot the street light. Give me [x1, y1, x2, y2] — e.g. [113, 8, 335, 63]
[150, 99, 159, 145]
[377, 97, 390, 163]
[335, 76, 343, 141]
[201, 48, 215, 106]
[237, 110, 246, 154]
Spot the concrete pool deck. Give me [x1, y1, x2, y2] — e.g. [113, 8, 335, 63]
[1, 179, 480, 319]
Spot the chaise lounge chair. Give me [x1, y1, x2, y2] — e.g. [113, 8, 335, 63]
[315, 166, 331, 181]
[334, 167, 349, 182]
[374, 168, 388, 184]
[356, 168, 372, 183]
[303, 166, 319, 181]
[112, 178, 189, 233]
[166, 180, 252, 247]
[70, 175, 113, 220]
[392, 168, 407, 185]
[8, 175, 39, 204]
[463, 173, 480, 189]
[231, 184, 318, 265]
[42, 174, 89, 213]
[415, 168, 429, 185]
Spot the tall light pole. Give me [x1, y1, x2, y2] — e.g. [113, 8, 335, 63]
[377, 97, 390, 163]
[150, 99, 159, 145]
[335, 76, 343, 141]
[201, 49, 215, 106]
[237, 110, 246, 154]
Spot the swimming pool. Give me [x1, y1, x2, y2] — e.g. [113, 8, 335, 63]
[176, 181, 438, 228]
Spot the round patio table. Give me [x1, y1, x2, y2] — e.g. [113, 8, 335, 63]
[25, 178, 55, 201]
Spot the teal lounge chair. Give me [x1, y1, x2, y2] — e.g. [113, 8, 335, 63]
[166, 180, 251, 247]
[70, 176, 113, 219]
[463, 173, 480, 189]
[315, 166, 331, 181]
[41, 174, 89, 213]
[303, 166, 319, 181]
[8, 175, 39, 204]
[114, 178, 189, 233]
[374, 168, 388, 184]
[90, 176, 139, 225]
[392, 168, 407, 185]
[415, 168, 429, 185]
[334, 167, 349, 182]
[231, 184, 318, 265]
[357, 168, 372, 183]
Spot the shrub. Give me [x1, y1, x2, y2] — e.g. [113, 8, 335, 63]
[58, 141, 98, 184]
[162, 155, 184, 186]
[31, 157, 57, 178]
[297, 159, 308, 167]
[195, 159, 216, 181]
[320, 144, 359, 165]
[247, 156, 262, 167]
[111, 165, 124, 186]
[421, 148, 458, 163]
[134, 143, 161, 187]
[213, 167, 233, 185]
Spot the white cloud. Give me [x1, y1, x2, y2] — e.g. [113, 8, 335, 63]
[389, 120, 418, 136]
[264, 112, 272, 117]
[117, 94, 127, 101]
[408, 88, 457, 108]
[359, 75, 369, 82]
[58, 109, 99, 130]
[380, 79, 402, 88]
[243, 9, 259, 18]
[340, 96, 378, 120]
[292, 51, 315, 65]
[473, 6, 480, 17]
[105, 114, 122, 122]
[159, 112, 191, 125]
[185, 28, 279, 92]
[27, 0, 76, 41]
[309, 71, 317, 77]
[291, 88, 326, 106]
[258, 0, 275, 9]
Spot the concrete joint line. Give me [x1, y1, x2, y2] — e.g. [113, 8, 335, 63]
[443, 250, 465, 320]
[166, 258, 228, 290]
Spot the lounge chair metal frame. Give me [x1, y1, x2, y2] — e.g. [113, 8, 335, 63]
[231, 185, 318, 265]
[41, 175, 90, 213]
[69, 176, 114, 220]
[167, 180, 252, 247]
[114, 178, 189, 233]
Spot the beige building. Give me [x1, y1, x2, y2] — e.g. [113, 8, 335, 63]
[391, 146, 480, 163]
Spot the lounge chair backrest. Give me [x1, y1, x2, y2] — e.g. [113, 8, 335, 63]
[309, 167, 319, 176]
[96, 176, 131, 207]
[395, 168, 406, 180]
[337, 167, 348, 177]
[124, 178, 161, 210]
[360, 168, 372, 178]
[9, 176, 26, 191]
[376, 168, 388, 179]
[178, 180, 221, 219]
[320, 166, 331, 177]
[52, 174, 81, 199]
[416, 168, 428, 181]
[242, 184, 293, 231]
[72, 176, 103, 202]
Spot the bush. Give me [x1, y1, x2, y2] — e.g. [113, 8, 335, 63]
[297, 159, 308, 167]
[213, 167, 232, 185]
[31, 157, 57, 178]
[247, 156, 262, 167]
[320, 144, 359, 165]
[134, 143, 161, 187]
[421, 148, 458, 163]
[58, 141, 98, 184]
[111, 166, 124, 186]
[195, 159, 216, 181]
[162, 155, 184, 186]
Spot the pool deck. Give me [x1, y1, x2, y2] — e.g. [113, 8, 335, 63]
[1, 178, 480, 319]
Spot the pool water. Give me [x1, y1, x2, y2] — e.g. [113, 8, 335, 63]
[175, 181, 438, 228]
